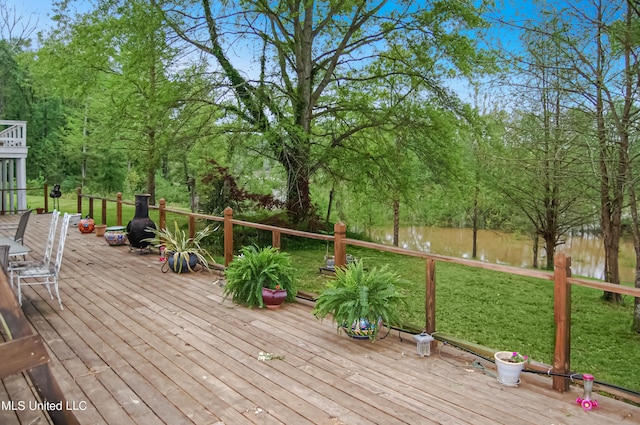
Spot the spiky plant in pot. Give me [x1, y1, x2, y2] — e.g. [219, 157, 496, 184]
[143, 221, 216, 273]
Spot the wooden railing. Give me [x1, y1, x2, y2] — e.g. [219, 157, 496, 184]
[0, 270, 80, 424]
[77, 191, 640, 396]
[0, 185, 51, 215]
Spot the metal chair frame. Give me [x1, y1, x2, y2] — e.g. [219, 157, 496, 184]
[10, 210, 59, 288]
[13, 209, 32, 245]
[15, 213, 70, 310]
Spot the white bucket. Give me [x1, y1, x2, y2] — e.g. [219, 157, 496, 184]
[69, 213, 82, 226]
[494, 351, 525, 386]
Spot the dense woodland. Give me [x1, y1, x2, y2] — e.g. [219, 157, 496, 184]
[1, 0, 639, 329]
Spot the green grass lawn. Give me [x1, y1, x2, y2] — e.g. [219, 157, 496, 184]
[27, 194, 640, 394]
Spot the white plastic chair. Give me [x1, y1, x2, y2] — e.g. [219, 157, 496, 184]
[10, 210, 59, 288]
[15, 212, 70, 310]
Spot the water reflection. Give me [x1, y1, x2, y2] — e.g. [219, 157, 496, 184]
[367, 226, 636, 283]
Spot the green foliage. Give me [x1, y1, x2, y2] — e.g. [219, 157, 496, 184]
[153, 0, 493, 221]
[125, 169, 146, 196]
[199, 159, 284, 215]
[154, 176, 192, 205]
[89, 151, 127, 193]
[0, 40, 29, 119]
[223, 246, 297, 308]
[312, 260, 408, 341]
[143, 221, 215, 272]
[35, 0, 219, 204]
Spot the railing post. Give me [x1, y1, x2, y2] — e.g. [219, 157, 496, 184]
[159, 199, 166, 230]
[101, 199, 107, 225]
[76, 187, 82, 214]
[189, 214, 196, 239]
[89, 197, 94, 219]
[116, 193, 123, 226]
[224, 207, 234, 267]
[334, 222, 346, 269]
[425, 258, 436, 350]
[44, 183, 49, 213]
[272, 230, 281, 249]
[553, 253, 571, 392]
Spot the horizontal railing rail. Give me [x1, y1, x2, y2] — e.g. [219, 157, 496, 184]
[0, 185, 51, 214]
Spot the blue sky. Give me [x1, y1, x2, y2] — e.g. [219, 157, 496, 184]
[10, 0, 56, 30]
[8, 0, 93, 41]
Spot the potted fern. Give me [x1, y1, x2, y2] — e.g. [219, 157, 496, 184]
[312, 260, 407, 341]
[223, 245, 297, 308]
[143, 221, 215, 273]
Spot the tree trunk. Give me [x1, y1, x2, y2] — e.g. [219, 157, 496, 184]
[634, 273, 640, 332]
[544, 232, 555, 270]
[630, 180, 640, 330]
[146, 128, 157, 205]
[620, 1, 638, 328]
[594, 11, 623, 303]
[147, 166, 156, 206]
[283, 147, 312, 223]
[532, 233, 538, 268]
[628, 157, 640, 331]
[392, 199, 400, 247]
[472, 185, 478, 259]
[326, 187, 334, 227]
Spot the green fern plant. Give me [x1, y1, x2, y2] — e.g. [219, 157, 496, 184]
[312, 260, 407, 341]
[223, 245, 297, 308]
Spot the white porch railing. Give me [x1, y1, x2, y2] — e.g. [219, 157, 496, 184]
[0, 120, 27, 147]
[0, 120, 28, 214]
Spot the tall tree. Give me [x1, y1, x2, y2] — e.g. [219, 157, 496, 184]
[1, 2, 70, 184]
[495, 16, 596, 270]
[0, 1, 34, 118]
[39, 0, 207, 202]
[155, 0, 492, 223]
[608, 2, 640, 330]
[547, 0, 640, 303]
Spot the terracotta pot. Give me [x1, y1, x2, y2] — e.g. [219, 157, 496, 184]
[262, 287, 287, 309]
[95, 224, 107, 237]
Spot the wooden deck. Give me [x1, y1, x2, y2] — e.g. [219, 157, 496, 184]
[1, 213, 638, 424]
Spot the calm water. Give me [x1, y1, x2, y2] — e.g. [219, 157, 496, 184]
[367, 226, 637, 283]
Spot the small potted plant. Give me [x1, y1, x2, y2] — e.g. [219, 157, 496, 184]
[494, 351, 529, 386]
[312, 260, 407, 341]
[143, 221, 216, 273]
[222, 245, 297, 308]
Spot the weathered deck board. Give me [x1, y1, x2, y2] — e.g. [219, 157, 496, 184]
[1, 213, 638, 424]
